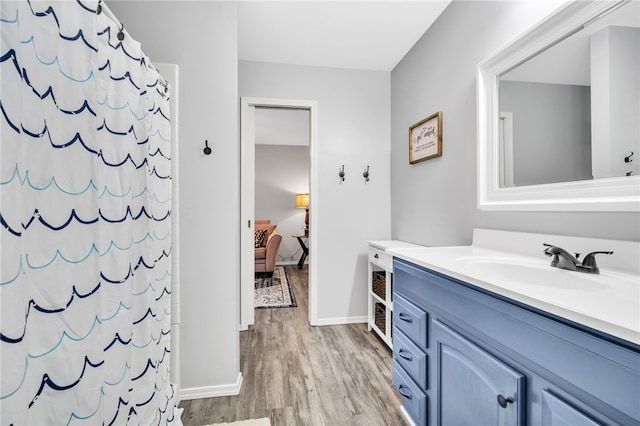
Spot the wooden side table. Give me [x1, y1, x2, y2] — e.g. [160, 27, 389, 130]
[292, 234, 309, 269]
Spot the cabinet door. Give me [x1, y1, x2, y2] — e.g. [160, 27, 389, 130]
[541, 390, 602, 426]
[434, 320, 525, 426]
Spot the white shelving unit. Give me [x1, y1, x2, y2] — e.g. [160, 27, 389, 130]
[367, 240, 421, 348]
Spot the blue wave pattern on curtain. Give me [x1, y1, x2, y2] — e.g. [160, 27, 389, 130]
[0, 1, 178, 424]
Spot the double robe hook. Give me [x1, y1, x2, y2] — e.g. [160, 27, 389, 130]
[338, 165, 371, 182]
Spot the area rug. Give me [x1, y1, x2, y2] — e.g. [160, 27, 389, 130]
[254, 266, 296, 309]
[203, 418, 270, 426]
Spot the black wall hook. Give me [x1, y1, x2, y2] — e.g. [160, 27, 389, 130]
[339, 165, 345, 182]
[203, 140, 212, 155]
[363, 165, 370, 182]
[625, 152, 634, 163]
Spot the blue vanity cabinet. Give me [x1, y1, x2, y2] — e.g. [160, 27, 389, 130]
[393, 327, 428, 389]
[434, 320, 525, 426]
[392, 295, 429, 425]
[394, 294, 428, 349]
[392, 258, 640, 426]
[394, 362, 428, 425]
[541, 390, 601, 426]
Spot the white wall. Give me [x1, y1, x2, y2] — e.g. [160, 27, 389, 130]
[255, 107, 310, 146]
[591, 26, 640, 179]
[240, 61, 392, 323]
[107, 1, 241, 395]
[391, 1, 640, 247]
[499, 81, 592, 186]
[255, 145, 310, 263]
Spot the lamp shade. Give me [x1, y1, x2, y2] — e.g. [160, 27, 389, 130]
[295, 193, 309, 208]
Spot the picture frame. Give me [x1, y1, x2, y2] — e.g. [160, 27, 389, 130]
[409, 111, 442, 164]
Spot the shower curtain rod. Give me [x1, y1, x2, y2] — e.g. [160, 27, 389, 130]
[98, 0, 169, 90]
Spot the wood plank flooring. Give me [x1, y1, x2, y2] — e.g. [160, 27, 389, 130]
[179, 265, 409, 426]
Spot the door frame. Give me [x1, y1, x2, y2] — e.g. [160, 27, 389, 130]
[157, 62, 181, 393]
[499, 112, 514, 188]
[240, 97, 318, 330]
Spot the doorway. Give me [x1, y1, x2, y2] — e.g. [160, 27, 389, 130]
[240, 98, 318, 330]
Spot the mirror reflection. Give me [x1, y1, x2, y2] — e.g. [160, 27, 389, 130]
[497, 1, 639, 188]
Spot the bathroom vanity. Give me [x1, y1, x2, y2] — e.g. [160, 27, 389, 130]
[388, 229, 640, 426]
[387, 0, 640, 423]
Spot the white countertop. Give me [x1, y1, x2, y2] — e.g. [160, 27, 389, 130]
[367, 240, 422, 251]
[387, 229, 640, 345]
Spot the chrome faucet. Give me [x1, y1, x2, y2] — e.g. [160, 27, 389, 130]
[543, 244, 613, 274]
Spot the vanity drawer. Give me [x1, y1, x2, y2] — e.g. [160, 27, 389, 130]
[369, 247, 392, 270]
[394, 329, 428, 389]
[394, 294, 428, 349]
[394, 364, 427, 426]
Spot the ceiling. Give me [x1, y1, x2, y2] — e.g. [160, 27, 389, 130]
[238, 1, 451, 71]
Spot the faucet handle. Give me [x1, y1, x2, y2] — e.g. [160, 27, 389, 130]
[542, 243, 557, 260]
[582, 251, 613, 266]
[543, 243, 580, 271]
[581, 251, 613, 273]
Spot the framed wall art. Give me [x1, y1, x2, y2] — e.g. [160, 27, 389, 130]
[409, 111, 442, 164]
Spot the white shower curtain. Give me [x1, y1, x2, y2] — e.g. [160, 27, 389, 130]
[1, 1, 179, 424]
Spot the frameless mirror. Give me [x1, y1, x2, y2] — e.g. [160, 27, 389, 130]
[478, 0, 640, 211]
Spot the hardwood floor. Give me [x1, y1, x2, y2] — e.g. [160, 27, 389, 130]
[179, 265, 409, 426]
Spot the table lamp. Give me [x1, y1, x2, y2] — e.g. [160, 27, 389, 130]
[295, 193, 309, 235]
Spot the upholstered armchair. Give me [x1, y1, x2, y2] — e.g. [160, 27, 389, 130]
[254, 221, 282, 276]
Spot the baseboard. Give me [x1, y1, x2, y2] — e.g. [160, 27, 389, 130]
[400, 405, 417, 426]
[313, 316, 367, 326]
[179, 372, 243, 400]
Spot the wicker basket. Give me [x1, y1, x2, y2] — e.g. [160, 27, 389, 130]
[372, 271, 386, 300]
[374, 303, 386, 334]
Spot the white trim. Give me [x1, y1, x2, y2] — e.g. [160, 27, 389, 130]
[498, 112, 514, 188]
[313, 316, 368, 326]
[240, 99, 255, 330]
[308, 101, 319, 327]
[400, 406, 418, 426]
[156, 62, 181, 395]
[240, 97, 319, 329]
[477, 0, 639, 211]
[179, 373, 243, 400]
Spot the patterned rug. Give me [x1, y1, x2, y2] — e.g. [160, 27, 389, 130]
[254, 266, 297, 309]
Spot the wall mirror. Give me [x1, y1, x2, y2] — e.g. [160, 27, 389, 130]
[477, 0, 639, 211]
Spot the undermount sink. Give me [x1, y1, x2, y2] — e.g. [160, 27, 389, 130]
[451, 256, 614, 291]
